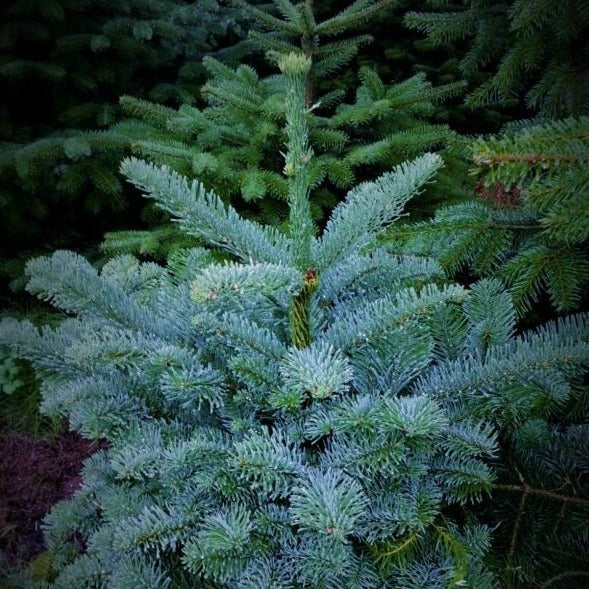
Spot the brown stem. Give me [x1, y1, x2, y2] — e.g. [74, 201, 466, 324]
[492, 484, 589, 506]
[502, 466, 528, 589]
[505, 489, 526, 587]
[389, 222, 539, 237]
[475, 153, 589, 166]
[552, 500, 566, 537]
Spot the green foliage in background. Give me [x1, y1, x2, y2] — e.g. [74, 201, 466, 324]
[0, 0, 470, 288]
[0, 0, 244, 138]
[0, 0, 247, 276]
[405, 0, 589, 118]
[388, 116, 589, 316]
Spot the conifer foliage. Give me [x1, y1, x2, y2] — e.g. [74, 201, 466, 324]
[0, 0, 237, 137]
[388, 116, 589, 315]
[1, 49, 588, 588]
[405, 0, 589, 117]
[0, 0, 244, 264]
[1, 0, 467, 270]
[100, 0, 468, 257]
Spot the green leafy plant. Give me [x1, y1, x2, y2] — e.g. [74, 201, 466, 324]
[0, 347, 47, 434]
[0, 350, 24, 395]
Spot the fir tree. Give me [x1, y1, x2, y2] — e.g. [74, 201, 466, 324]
[388, 116, 589, 316]
[404, 0, 589, 118]
[99, 0, 469, 258]
[1, 50, 588, 589]
[0, 0, 246, 280]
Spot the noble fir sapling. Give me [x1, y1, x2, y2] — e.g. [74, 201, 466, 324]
[1, 53, 588, 588]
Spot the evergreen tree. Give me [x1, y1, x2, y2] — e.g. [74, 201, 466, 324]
[0, 0, 246, 277]
[99, 0, 469, 258]
[388, 116, 589, 316]
[404, 0, 589, 118]
[1, 50, 588, 589]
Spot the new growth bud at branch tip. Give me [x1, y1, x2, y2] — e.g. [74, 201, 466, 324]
[278, 52, 312, 76]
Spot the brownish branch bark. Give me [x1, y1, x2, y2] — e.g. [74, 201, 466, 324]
[475, 153, 589, 166]
[492, 483, 589, 506]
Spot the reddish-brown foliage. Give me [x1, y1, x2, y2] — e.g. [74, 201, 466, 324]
[474, 179, 521, 208]
[0, 432, 104, 565]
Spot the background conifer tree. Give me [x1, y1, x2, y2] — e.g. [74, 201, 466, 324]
[388, 116, 589, 317]
[0, 0, 247, 289]
[0, 0, 471, 297]
[404, 0, 589, 118]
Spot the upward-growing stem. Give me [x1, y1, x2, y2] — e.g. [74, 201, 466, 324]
[279, 52, 316, 348]
[279, 52, 314, 270]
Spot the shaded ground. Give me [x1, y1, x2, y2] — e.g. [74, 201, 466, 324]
[0, 431, 103, 565]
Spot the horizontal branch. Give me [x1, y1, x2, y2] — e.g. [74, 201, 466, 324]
[493, 483, 589, 506]
[474, 153, 589, 166]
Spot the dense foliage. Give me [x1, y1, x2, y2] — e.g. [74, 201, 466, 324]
[0, 0, 246, 281]
[405, 0, 589, 117]
[389, 116, 589, 315]
[1, 1, 588, 588]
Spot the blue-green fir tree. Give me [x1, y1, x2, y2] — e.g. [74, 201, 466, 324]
[1, 51, 588, 589]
